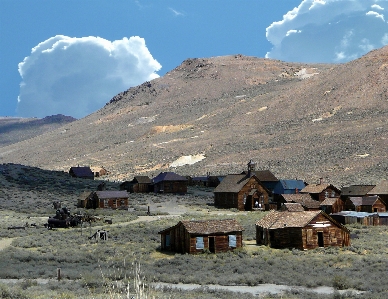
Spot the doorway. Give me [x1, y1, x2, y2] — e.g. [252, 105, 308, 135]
[318, 232, 324, 247]
[209, 237, 215, 253]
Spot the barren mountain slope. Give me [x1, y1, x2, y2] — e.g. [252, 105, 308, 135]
[0, 115, 76, 147]
[1, 49, 387, 186]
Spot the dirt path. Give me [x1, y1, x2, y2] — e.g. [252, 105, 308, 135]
[153, 282, 365, 296]
[0, 238, 14, 251]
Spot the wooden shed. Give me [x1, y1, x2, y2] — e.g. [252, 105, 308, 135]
[69, 166, 94, 180]
[120, 176, 152, 193]
[256, 210, 350, 250]
[159, 219, 244, 254]
[344, 195, 386, 213]
[152, 172, 187, 194]
[82, 191, 129, 209]
[90, 166, 109, 177]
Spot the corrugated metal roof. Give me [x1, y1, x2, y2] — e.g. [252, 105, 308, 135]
[348, 195, 379, 206]
[277, 180, 306, 190]
[152, 172, 187, 184]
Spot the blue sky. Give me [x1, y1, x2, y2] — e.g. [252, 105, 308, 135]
[1, 0, 388, 119]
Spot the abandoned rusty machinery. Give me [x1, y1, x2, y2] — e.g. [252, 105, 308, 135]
[46, 207, 81, 229]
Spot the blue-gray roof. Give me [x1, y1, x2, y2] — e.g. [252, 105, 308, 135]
[153, 172, 187, 184]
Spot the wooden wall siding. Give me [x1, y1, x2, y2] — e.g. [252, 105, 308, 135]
[160, 225, 242, 254]
[256, 213, 350, 249]
[344, 199, 386, 213]
[215, 176, 269, 211]
[133, 183, 150, 193]
[98, 198, 128, 209]
[154, 181, 187, 194]
[214, 193, 238, 209]
[316, 188, 339, 202]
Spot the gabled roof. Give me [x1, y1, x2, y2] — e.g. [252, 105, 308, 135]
[213, 174, 262, 193]
[159, 219, 244, 235]
[152, 172, 187, 184]
[282, 203, 305, 212]
[94, 191, 129, 199]
[256, 210, 347, 231]
[320, 197, 339, 206]
[133, 176, 152, 184]
[241, 170, 278, 182]
[281, 194, 321, 209]
[367, 180, 388, 195]
[301, 183, 340, 194]
[349, 195, 381, 206]
[256, 210, 321, 229]
[69, 166, 93, 177]
[341, 185, 376, 196]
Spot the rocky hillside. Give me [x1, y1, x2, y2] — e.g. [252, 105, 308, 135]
[0, 114, 76, 147]
[1, 48, 387, 187]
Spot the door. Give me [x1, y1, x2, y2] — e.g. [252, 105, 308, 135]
[209, 237, 215, 253]
[318, 232, 324, 247]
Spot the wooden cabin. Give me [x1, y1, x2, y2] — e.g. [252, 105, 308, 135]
[278, 193, 321, 211]
[120, 176, 152, 193]
[90, 166, 109, 177]
[81, 191, 129, 209]
[300, 180, 341, 202]
[344, 195, 386, 213]
[152, 172, 187, 194]
[159, 219, 244, 254]
[320, 197, 344, 214]
[256, 210, 350, 250]
[69, 166, 94, 180]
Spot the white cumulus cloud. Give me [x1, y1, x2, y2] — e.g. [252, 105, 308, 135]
[17, 35, 161, 118]
[266, 0, 388, 63]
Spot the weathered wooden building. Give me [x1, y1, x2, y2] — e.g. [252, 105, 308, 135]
[344, 195, 386, 213]
[300, 180, 341, 202]
[241, 162, 279, 194]
[120, 176, 152, 193]
[213, 174, 270, 211]
[80, 191, 129, 209]
[256, 210, 350, 250]
[331, 211, 388, 226]
[90, 166, 109, 177]
[320, 197, 344, 214]
[69, 166, 94, 180]
[152, 172, 187, 194]
[159, 219, 244, 254]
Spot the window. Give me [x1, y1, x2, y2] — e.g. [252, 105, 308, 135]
[165, 234, 170, 247]
[196, 237, 204, 249]
[229, 235, 237, 247]
[104, 199, 108, 208]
